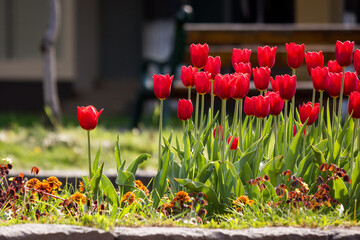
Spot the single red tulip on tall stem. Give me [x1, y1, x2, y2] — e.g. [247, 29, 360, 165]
[286, 43, 305, 70]
[190, 43, 209, 69]
[258, 46, 277, 68]
[305, 51, 324, 76]
[253, 67, 271, 92]
[327, 60, 342, 73]
[299, 102, 320, 126]
[194, 72, 211, 135]
[77, 105, 103, 178]
[153, 74, 173, 170]
[180, 66, 197, 99]
[311, 67, 329, 139]
[204, 56, 221, 122]
[335, 40, 354, 130]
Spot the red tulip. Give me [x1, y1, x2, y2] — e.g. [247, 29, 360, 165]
[234, 62, 251, 75]
[232, 48, 251, 69]
[348, 91, 360, 118]
[213, 125, 224, 139]
[177, 99, 193, 121]
[153, 74, 173, 100]
[293, 124, 306, 136]
[305, 51, 324, 75]
[278, 74, 297, 101]
[258, 46, 277, 68]
[194, 72, 211, 95]
[270, 76, 280, 92]
[311, 67, 329, 92]
[252, 95, 270, 119]
[327, 72, 343, 98]
[327, 60, 342, 73]
[190, 43, 209, 69]
[244, 97, 254, 116]
[227, 136, 239, 150]
[335, 40, 354, 67]
[180, 66, 197, 87]
[354, 49, 360, 76]
[286, 42, 305, 69]
[214, 74, 232, 100]
[343, 71, 358, 96]
[265, 91, 284, 116]
[77, 105, 103, 131]
[204, 56, 221, 79]
[230, 73, 250, 100]
[253, 67, 271, 91]
[299, 102, 319, 125]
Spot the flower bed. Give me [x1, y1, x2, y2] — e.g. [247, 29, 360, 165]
[1, 40, 360, 227]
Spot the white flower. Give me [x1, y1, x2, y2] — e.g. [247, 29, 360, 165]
[1, 157, 12, 165]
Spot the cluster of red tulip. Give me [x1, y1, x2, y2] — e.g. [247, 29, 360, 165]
[152, 40, 360, 154]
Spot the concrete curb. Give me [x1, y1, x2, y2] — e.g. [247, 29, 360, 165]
[1, 224, 360, 240]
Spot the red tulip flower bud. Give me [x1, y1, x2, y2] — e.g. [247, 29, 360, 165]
[252, 95, 270, 119]
[311, 67, 329, 92]
[253, 67, 271, 91]
[305, 51, 324, 75]
[293, 124, 306, 136]
[214, 74, 232, 100]
[270, 76, 279, 92]
[232, 48, 251, 69]
[286, 42, 305, 69]
[227, 136, 239, 150]
[204, 56, 221, 79]
[234, 62, 251, 75]
[265, 91, 284, 116]
[258, 46, 277, 68]
[335, 40, 354, 67]
[343, 71, 358, 96]
[194, 71, 211, 95]
[230, 73, 250, 100]
[77, 105, 103, 131]
[327, 60, 343, 73]
[177, 99, 193, 121]
[354, 49, 360, 76]
[180, 66, 196, 87]
[213, 125, 224, 139]
[299, 102, 319, 125]
[348, 91, 360, 118]
[244, 97, 255, 116]
[327, 72, 343, 98]
[153, 74, 173, 100]
[190, 43, 209, 69]
[278, 74, 297, 101]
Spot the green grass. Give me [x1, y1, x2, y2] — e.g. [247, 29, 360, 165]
[0, 112, 181, 172]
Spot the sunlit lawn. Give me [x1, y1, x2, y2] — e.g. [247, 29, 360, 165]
[0, 112, 181, 173]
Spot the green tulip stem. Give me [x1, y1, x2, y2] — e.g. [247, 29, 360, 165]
[211, 81, 214, 122]
[87, 130, 92, 178]
[291, 68, 296, 138]
[158, 100, 164, 169]
[332, 97, 336, 135]
[232, 100, 239, 134]
[318, 91, 324, 140]
[239, 99, 243, 150]
[284, 100, 288, 155]
[274, 115, 278, 156]
[351, 119, 358, 173]
[221, 99, 227, 161]
[200, 94, 205, 134]
[312, 89, 316, 107]
[195, 92, 199, 137]
[337, 66, 346, 130]
[358, 119, 360, 156]
[188, 87, 191, 100]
